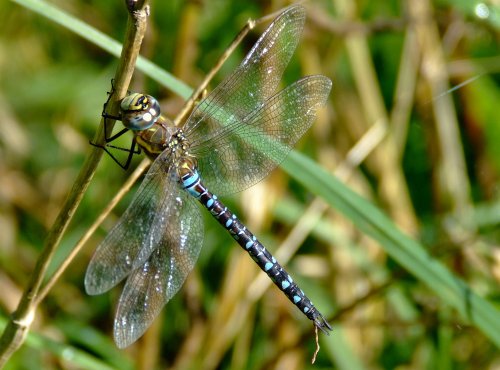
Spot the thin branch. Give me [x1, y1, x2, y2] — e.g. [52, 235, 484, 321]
[173, 8, 284, 126]
[0, 1, 151, 365]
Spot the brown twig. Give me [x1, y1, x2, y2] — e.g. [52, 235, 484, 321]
[311, 325, 320, 364]
[0, 1, 151, 365]
[173, 7, 284, 126]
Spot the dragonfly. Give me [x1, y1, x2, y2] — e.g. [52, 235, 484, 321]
[85, 4, 332, 349]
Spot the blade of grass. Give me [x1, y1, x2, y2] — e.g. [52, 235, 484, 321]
[282, 150, 500, 348]
[323, 325, 366, 370]
[0, 316, 128, 370]
[11, 0, 193, 99]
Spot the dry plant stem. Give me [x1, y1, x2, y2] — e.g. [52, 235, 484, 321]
[334, 0, 418, 235]
[390, 27, 420, 157]
[0, 2, 150, 365]
[308, 4, 406, 36]
[138, 305, 162, 370]
[332, 279, 392, 321]
[448, 56, 500, 76]
[173, 8, 285, 126]
[312, 325, 320, 364]
[410, 0, 473, 225]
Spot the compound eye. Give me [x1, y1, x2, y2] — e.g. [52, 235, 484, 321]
[120, 93, 161, 130]
[137, 95, 149, 109]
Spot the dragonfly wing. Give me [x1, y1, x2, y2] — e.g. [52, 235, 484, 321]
[190, 75, 331, 195]
[113, 190, 203, 349]
[85, 151, 176, 295]
[183, 5, 306, 146]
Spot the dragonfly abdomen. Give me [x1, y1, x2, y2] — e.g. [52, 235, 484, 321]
[180, 166, 332, 333]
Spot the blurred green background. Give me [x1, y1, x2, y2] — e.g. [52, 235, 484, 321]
[1, 0, 500, 369]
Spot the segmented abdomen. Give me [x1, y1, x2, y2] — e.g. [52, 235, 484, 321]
[181, 167, 331, 332]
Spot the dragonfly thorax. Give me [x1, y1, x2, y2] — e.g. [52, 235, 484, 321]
[168, 129, 192, 156]
[120, 93, 161, 131]
[168, 129, 197, 175]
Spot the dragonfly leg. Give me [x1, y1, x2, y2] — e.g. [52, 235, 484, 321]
[90, 80, 141, 169]
[90, 136, 140, 170]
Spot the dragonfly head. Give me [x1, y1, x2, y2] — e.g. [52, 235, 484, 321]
[120, 93, 161, 130]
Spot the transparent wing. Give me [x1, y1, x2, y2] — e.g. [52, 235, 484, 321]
[189, 76, 332, 195]
[183, 5, 306, 146]
[113, 190, 203, 349]
[85, 152, 178, 295]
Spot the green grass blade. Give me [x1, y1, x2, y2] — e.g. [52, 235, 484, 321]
[323, 325, 367, 370]
[0, 316, 127, 370]
[282, 151, 500, 348]
[11, 0, 193, 99]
